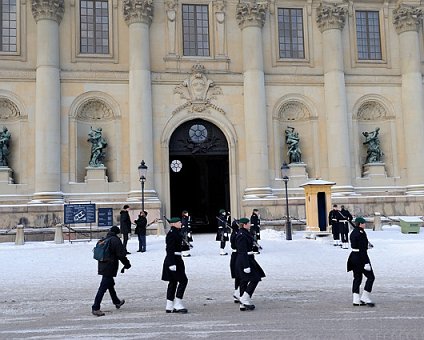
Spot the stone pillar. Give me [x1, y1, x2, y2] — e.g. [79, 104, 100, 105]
[316, 3, 353, 191]
[236, 0, 272, 198]
[123, 1, 157, 201]
[31, 0, 64, 203]
[373, 212, 382, 231]
[54, 223, 64, 244]
[393, 4, 424, 193]
[15, 224, 25, 245]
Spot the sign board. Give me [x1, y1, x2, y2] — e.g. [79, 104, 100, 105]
[98, 208, 113, 227]
[64, 204, 96, 224]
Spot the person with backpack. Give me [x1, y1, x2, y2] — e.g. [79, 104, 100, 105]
[92, 226, 131, 316]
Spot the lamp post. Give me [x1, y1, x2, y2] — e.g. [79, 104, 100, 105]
[138, 160, 148, 212]
[281, 162, 292, 240]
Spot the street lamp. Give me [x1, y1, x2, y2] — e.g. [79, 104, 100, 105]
[138, 160, 148, 212]
[281, 162, 292, 240]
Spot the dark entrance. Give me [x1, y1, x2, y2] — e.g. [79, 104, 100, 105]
[317, 192, 327, 231]
[169, 119, 229, 232]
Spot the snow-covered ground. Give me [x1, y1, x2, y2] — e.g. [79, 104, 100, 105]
[1, 224, 424, 339]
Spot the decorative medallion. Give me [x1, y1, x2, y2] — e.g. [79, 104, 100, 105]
[279, 101, 309, 121]
[170, 159, 183, 172]
[0, 98, 20, 121]
[77, 99, 114, 121]
[357, 101, 387, 121]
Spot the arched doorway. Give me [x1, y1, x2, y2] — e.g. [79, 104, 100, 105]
[169, 119, 229, 232]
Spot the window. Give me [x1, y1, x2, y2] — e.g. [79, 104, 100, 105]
[277, 8, 304, 59]
[182, 4, 209, 57]
[80, 0, 109, 54]
[0, 0, 17, 52]
[356, 11, 381, 60]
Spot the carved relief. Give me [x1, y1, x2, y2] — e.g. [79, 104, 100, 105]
[0, 98, 20, 121]
[122, 0, 153, 26]
[77, 99, 114, 121]
[393, 4, 423, 34]
[31, 0, 65, 23]
[165, 0, 177, 11]
[316, 2, 348, 32]
[279, 101, 310, 121]
[357, 101, 387, 121]
[173, 64, 224, 114]
[236, 0, 268, 29]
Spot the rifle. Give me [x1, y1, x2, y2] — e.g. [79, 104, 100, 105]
[163, 215, 193, 249]
[216, 216, 232, 242]
[231, 218, 263, 251]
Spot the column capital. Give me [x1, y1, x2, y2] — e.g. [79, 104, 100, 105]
[316, 2, 348, 33]
[236, 0, 268, 29]
[31, 0, 64, 24]
[393, 4, 423, 34]
[123, 0, 154, 26]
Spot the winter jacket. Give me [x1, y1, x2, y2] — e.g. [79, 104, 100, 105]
[119, 210, 132, 234]
[97, 231, 131, 277]
[161, 227, 187, 282]
[347, 226, 372, 272]
[134, 215, 147, 236]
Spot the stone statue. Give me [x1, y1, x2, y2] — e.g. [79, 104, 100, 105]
[285, 126, 302, 163]
[0, 126, 11, 166]
[87, 127, 107, 167]
[362, 127, 383, 163]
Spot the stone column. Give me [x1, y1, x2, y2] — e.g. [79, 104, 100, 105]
[316, 3, 353, 191]
[31, 0, 64, 203]
[236, 0, 272, 197]
[393, 4, 424, 193]
[123, 0, 157, 201]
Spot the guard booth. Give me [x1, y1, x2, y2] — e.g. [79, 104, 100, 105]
[300, 180, 335, 232]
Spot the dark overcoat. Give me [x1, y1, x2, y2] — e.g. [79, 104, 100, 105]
[347, 227, 372, 272]
[216, 213, 230, 241]
[161, 227, 188, 282]
[134, 215, 147, 236]
[230, 226, 239, 279]
[235, 228, 265, 281]
[97, 231, 130, 277]
[119, 210, 132, 234]
[250, 213, 261, 240]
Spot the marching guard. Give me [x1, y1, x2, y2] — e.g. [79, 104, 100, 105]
[347, 217, 375, 307]
[328, 204, 341, 246]
[161, 217, 189, 313]
[216, 209, 230, 255]
[338, 205, 353, 249]
[235, 217, 266, 311]
[250, 209, 261, 254]
[181, 210, 193, 257]
[229, 219, 241, 303]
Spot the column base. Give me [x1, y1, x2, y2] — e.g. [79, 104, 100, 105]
[85, 166, 108, 183]
[30, 192, 64, 204]
[0, 166, 14, 184]
[243, 187, 276, 199]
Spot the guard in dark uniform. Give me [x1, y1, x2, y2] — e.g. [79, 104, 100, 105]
[235, 217, 266, 311]
[216, 209, 230, 255]
[339, 205, 353, 249]
[347, 216, 375, 307]
[230, 219, 241, 303]
[250, 209, 261, 254]
[181, 210, 193, 257]
[328, 204, 341, 246]
[161, 217, 189, 313]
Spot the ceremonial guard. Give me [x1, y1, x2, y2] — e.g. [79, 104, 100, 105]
[229, 219, 241, 303]
[328, 204, 341, 246]
[339, 205, 353, 249]
[181, 210, 193, 257]
[161, 217, 189, 313]
[250, 209, 261, 254]
[235, 217, 266, 311]
[216, 209, 230, 255]
[347, 217, 375, 307]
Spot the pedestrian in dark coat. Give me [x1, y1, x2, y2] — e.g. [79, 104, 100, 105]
[235, 217, 265, 311]
[347, 216, 375, 307]
[92, 226, 131, 316]
[250, 209, 261, 253]
[339, 205, 353, 249]
[216, 209, 230, 255]
[230, 219, 240, 303]
[162, 217, 189, 313]
[328, 204, 341, 246]
[119, 205, 132, 254]
[134, 211, 148, 252]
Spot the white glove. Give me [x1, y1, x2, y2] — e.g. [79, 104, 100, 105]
[364, 263, 371, 271]
[243, 267, 251, 274]
[169, 265, 176, 272]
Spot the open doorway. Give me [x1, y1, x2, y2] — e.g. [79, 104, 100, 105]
[169, 119, 229, 232]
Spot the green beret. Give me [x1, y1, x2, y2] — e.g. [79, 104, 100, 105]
[169, 217, 181, 223]
[239, 217, 250, 224]
[355, 216, 366, 224]
[219, 209, 226, 214]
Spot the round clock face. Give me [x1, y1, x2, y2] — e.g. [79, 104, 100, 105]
[189, 124, 207, 143]
[170, 159, 183, 172]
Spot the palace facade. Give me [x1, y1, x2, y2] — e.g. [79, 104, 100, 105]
[1, 0, 424, 228]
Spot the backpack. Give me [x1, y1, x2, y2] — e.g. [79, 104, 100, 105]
[93, 237, 112, 262]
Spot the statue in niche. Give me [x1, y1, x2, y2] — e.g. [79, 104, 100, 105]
[362, 127, 384, 163]
[285, 126, 302, 163]
[87, 127, 107, 167]
[0, 126, 11, 166]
